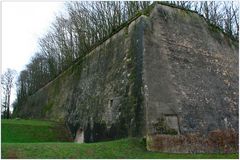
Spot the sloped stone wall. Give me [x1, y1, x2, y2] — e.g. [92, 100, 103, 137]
[16, 4, 238, 153]
[16, 15, 149, 142]
[143, 4, 238, 153]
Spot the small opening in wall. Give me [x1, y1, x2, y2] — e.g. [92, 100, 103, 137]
[164, 114, 180, 134]
[109, 99, 113, 108]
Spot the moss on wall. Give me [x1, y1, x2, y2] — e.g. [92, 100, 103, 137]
[15, 4, 238, 152]
[15, 15, 150, 142]
[153, 117, 178, 135]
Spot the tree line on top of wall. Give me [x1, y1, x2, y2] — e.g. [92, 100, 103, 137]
[169, 1, 239, 38]
[11, 1, 238, 115]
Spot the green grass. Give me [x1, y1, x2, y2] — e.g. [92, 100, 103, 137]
[1, 119, 239, 159]
[1, 119, 55, 127]
[1, 119, 71, 143]
[2, 139, 238, 159]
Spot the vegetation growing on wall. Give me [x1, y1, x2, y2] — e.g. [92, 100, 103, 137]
[153, 117, 178, 135]
[13, 1, 239, 116]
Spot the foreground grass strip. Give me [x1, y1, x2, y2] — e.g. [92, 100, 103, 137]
[2, 139, 238, 159]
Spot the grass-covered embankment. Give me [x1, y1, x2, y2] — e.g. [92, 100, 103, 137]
[1, 119, 72, 143]
[1, 119, 238, 159]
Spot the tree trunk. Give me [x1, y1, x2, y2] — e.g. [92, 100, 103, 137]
[7, 93, 10, 119]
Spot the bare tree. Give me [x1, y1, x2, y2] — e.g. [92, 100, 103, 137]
[1, 68, 17, 119]
[232, 2, 239, 36]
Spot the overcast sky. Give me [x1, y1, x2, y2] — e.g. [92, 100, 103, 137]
[2, 1, 66, 106]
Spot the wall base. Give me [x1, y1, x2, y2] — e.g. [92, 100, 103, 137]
[147, 129, 238, 153]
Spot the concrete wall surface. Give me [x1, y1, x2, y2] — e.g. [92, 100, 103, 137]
[16, 4, 239, 153]
[143, 4, 238, 153]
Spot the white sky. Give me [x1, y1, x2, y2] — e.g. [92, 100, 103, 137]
[2, 1, 66, 107]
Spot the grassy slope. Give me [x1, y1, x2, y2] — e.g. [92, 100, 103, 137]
[1, 119, 238, 159]
[1, 119, 72, 143]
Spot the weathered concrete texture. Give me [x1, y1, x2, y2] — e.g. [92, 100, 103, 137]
[16, 4, 238, 153]
[143, 4, 238, 153]
[16, 15, 148, 142]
